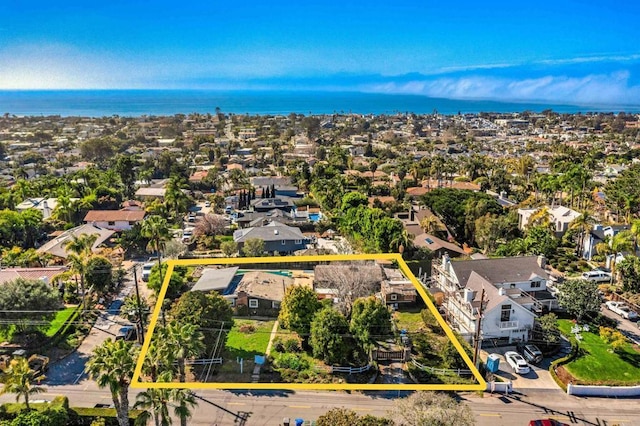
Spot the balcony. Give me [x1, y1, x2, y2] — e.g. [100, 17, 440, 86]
[498, 320, 519, 329]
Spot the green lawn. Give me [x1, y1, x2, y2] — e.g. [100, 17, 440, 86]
[225, 319, 275, 359]
[43, 306, 78, 337]
[558, 319, 640, 385]
[393, 309, 425, 333]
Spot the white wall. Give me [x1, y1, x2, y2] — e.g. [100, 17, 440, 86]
[568, 383, 640, 397]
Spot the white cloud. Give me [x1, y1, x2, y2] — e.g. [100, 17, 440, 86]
[367, 71, 640, 106]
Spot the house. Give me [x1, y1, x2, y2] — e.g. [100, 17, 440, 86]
[432, 255, 554, 344]
[134, 187, 166, 200]
[379, 268, 417, 307]
[582, 224, 630, 260]
[37, 224, 115, 259]
[83, 210, 146, 231]
[250, 198, 295, 213]
[0, 266, 68, 286]
[15, 197, 64, 220]
[518, 205, 581, 236]
[233, 271, 296, 316]
[412, 233, 467, 259]
[233, 222, 308, 254]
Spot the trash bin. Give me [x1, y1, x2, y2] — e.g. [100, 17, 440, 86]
[295, 419, 304, 426]
[283, 418, 290, 426]
[486, 353, 500, 373]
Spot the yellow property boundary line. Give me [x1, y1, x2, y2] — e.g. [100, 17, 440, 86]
[131, 253, 486, 391]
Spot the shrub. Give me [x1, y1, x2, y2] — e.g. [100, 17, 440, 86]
[275, 353, 310, 371]
[283, 338, 301, 353]
[238, 323, 256, 334]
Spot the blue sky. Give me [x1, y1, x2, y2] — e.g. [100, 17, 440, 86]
[1, 1, 640, 105]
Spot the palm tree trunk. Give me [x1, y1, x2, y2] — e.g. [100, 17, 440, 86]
[117, 387, 130, 426]
[24, 392, 30, 410]
[180, 402, 188, 426]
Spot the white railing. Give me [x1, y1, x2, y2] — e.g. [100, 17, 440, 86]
[411, 358, 472, 376]
[183, 358, 223, 365]
[498, 320, 519, 329]
[330, 364, 371, 374]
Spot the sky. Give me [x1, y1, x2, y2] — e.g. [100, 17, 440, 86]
[1, 0, 640, 106]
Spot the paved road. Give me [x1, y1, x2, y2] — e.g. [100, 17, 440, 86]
[44, 263, 143, 385]
[601, 303, 640, 344]
[2, 383, 638, 426]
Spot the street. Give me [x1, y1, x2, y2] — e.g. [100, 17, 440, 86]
[3, 382, 639, 425]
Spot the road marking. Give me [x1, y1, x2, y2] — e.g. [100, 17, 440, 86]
[227, 402, 245, 406]
[479, 413, 501, 417]
[288, 405, 311, 409]
[351, 407, 372, 411]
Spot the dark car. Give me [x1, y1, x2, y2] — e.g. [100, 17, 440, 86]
[516, 343, 543, 364]
[107, 299, 124, 315]
[115, 326, 137, 341]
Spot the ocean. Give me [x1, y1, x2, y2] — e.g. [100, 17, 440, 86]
[0, 90, 637, 117]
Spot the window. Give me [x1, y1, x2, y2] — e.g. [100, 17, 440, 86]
[500, 304, 511, 322]
[509, 283, 516, 289]
[249, 299, 259, 308]
[282, 240, 286, 245]
[272, 301, 280, 309]
[531, 281, 541, 288]
[108, 221, 115, 226]
[295, 239, 302, 244]
[390, 294, 398, 301]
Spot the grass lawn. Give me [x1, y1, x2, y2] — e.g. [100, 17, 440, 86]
[393, 309, 425, 333]
[43, 306, 78, 338]
[558, 319, 640, 385]
[225, 319, 275, 359]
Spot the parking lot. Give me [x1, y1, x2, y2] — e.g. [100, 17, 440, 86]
[480, 343, 569, 390]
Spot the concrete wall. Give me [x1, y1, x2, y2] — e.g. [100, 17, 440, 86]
[567, 383, 640, 397]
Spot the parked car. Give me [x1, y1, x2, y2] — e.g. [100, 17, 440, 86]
[141, 263, 154, 282]
[528, 420, 569, 426]
[605, 301, 639, 320]
[504, 351, 530, 374]
[115, 326, 137, 341]
[204, 201, 211, 207]
[516, 343, 543, 364]
[581, 270, 612, 283]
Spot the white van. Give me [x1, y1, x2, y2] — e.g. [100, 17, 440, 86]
[141, 263, 154, 282]
[582, 270, 611, 283]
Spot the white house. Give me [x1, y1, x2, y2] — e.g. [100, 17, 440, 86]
[83, 210, 146, 231]
[518, 205, 581, 236]
[433, 255, 555, 344]
[582, 224, 630, 260]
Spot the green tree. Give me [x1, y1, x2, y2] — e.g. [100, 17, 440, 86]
[388, 391, 475, 426]
[134, 388, 172, 426]
[85, 256, 113, 295]
[170, 291, 234, 350]
[171, 388, 198, 426]
[164, 322, 205, 382]
[616, 256, 640, 292]
[341, 192, 368, 211]
[278, 285, 322, 337]
[85, 339, 140, 426]
[349, 297, 392, 348]
[141, 215, 172, 276]
[64, 233, 98, 309]
[0, 278, 62, 333]
[533, 313, 561, 352]
[0, 357, 45, 410]
[241, 238, 265, 257]
[557, 279, 601, 322]
[220, 240, 238, 257]
[2, 407, 68, 426]
[309, 308, 353, 365]
[114, 154, 139, 199]
[148, 263, 185, 299]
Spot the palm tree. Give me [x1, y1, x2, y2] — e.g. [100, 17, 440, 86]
[171, 388, 198, 426]
[164, 322, 205, 383]
[419, 215, 443, 234]
[569, 211, 595, 256]
[141, 215, 172, 286]
[134, 388, 172, 426]
[630, 219, 640, 256]
[64, 233, 98, 310]
[0, 357, 45, 410]
[390, 229, 414, 256]
[85, 339, 140, 426]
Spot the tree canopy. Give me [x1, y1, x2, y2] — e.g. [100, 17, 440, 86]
[278, 285, 322, 337]
[0, 278, 62, 332]
[557, 279, 601, 322]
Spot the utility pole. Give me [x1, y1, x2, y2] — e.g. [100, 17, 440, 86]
[132, 265, 146, 344]
[472, 288, 486, 367]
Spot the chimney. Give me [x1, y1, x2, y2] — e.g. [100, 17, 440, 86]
[410, 208, 415, 222]
[537, 255, 546, 269]
[498, 287, 506, 296]
[464, 288, 474, 303]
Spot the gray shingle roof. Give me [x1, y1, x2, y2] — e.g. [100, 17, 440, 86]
[191, 267, 239, 292]
[449, 256, 548, 287]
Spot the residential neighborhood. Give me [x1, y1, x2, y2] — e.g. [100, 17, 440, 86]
[1, 110, 640, 425]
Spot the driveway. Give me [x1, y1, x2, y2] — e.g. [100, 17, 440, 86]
[44, 263, 142, 385]
[480, 343, 570, 391]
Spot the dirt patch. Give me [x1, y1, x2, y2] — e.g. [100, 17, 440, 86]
[554, 365, 574, 386]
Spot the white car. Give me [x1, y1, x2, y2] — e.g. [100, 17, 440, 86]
[505, 351, 530, 374]
[605, 301, 639, 320]
[582, 270, 612, 283]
